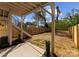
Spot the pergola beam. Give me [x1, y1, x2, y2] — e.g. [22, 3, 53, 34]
[42, 8, 52, 16]
[12, 3, 31, 12]
[19, 3, 34, 10]
[0, 4, 9, 11]
[23, 3, 49, 16]
[27, 3, 37, 8]
[1, 3, 27, 15]
[0, 3, 16, 11]
[5, 3, 22, 11]
[0, 2, 48, 16]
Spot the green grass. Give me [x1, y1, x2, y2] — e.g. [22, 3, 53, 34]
[29, 39, 45, 49]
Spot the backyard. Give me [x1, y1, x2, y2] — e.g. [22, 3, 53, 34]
[28, 31, 79, 57]
[0, 2, 79, 57]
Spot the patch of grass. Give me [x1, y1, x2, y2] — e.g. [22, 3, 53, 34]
[29, 39, 45, 49]
[30, 41, 40, 46]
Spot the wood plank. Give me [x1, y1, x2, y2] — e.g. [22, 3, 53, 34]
[42, 8, 52, 16]
[22, 3, 48, 16]
[12, 3, 30, 11]
[5, 3, 21, 10]
[0, 3, 16, 11]
[5, 3, 28, 15]
[0, 2, 48, 16]
[27, 3, 37, 7]
[33, 2, 41, 6]
[0, 4, 9, 11]
[19, 3, 33, 10]
[12, 24, 32, 38]
[15, 9, 28, 16]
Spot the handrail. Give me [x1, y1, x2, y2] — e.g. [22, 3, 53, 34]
[12, 24, 32, 38]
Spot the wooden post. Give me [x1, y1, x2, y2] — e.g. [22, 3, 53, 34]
[21, 16, 24, 40]
[74, 24, 79, 48]
[7, 11, 12, 45]
[49, 2, 55, 55]
[42, 8, 52, 16]
[77, 24, 79, 48]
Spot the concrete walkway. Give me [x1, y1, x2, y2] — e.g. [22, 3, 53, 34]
[0, 42, 45, 57]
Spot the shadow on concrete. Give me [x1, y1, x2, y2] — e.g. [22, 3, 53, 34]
[56, 31, 71, 39]
[42, 51, 57, 57]
[0, 48, 8, 54]
[1, 43, 25, 57]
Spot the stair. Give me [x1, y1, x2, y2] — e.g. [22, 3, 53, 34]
[12, 24, 32, 38]
[0, 21, 32, 49]
[12, 25, 21, 40]
[0, 19, 32, 45]
[0, 19, 32, 38]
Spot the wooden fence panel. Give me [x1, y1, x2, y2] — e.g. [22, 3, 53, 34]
[68, 24, 79, 48]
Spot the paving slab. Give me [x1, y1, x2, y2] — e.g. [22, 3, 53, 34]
[0, 42, 45, 57]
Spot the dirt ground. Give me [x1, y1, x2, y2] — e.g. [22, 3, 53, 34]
[28, 31, 79, 57]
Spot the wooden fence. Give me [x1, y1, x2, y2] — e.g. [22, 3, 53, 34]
[68, 24, 79, 48]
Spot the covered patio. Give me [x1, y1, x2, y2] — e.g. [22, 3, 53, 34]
[0, 2, 55, 56]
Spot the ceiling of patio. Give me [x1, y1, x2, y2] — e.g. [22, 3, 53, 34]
[0, 2, 48, 16]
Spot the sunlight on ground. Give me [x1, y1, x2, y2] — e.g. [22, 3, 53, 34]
[28, 32, 79, 57]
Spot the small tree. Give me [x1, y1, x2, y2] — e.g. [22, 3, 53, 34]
[33, 9, 49, 28]
[56, 6, 61, 23]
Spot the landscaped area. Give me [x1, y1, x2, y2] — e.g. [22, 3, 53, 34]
[0, 2, 79, 57]
[28, 31, 79, 57]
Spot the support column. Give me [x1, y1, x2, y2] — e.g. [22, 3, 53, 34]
[7, 11, 12, 45]
[21, 16, 24, 40]
[49, 2, 55, 55]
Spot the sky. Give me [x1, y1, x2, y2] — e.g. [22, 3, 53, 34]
[24, 5, 52, 23]
[23, 2, 79, 23]
[55, 2, 79, 19]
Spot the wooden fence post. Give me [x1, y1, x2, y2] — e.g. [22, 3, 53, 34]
[74, 24, 79, 48]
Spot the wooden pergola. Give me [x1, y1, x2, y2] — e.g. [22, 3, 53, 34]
[0, 2, 55, 55]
